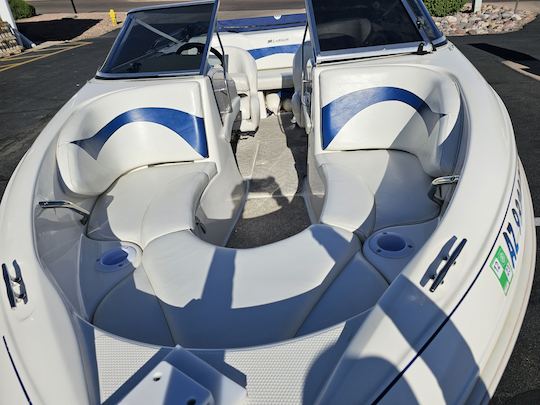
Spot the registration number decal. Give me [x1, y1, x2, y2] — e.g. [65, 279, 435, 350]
[490, 246, 513, 294]
[489, 168, 524, 295]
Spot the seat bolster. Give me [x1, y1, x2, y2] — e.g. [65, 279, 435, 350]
[141, 171, 210, 247]
[319, 163, 375, 241]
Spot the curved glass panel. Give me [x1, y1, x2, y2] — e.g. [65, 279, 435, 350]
[407, 0, 444, 42]
[310, 0, 422, 53]
[99, 2, 217, 78]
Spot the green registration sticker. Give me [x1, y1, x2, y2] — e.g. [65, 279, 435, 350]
[490, 246, 513, 295]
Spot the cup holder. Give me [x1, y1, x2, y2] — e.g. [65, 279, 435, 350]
[368, 231, 414, 259]
[97, 245, 138, 272]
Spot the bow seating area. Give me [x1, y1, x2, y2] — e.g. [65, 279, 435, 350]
[53, 61, 389, 349]
[50, 45, 463, 350]
[93, 225, 388, 347]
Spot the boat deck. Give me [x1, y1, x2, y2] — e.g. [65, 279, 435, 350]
[228, 112, 311, 248]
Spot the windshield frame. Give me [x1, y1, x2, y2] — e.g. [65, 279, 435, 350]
[96, 0, 220, 80]
[305, 0, 445, 64]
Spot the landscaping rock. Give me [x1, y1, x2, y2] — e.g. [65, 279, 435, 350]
[0, 20, 23, 56]
[432, 4, 536, 36]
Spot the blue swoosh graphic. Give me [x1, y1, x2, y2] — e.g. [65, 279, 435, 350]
[218, 13, 306, 33]
[72, 107, 208, 159]
[321, 87, 446, 149]
[248, 44, 300, 60]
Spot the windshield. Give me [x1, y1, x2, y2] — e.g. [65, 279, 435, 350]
[307, 0, 429, 58]
[99, 2, 216, 78]
[406, 0, 444, 43]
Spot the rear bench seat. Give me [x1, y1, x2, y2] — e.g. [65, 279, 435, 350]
[313, 65, 463, 239]
[258, 68, 294, 91]
[93, 224, 388, 348]
[215, 29, 302, 91]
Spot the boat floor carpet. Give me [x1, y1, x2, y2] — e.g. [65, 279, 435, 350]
[227, 112, 310, 248]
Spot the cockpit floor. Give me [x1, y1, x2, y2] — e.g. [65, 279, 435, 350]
[227, 112, 311, 248]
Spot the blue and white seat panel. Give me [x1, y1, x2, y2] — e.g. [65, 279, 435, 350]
[313, 65, 463, 238]
[317, 65, 463, 178]
[57, 81, 210, 196]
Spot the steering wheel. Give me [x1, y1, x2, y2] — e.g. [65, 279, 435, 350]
[176, 42, 224, 66]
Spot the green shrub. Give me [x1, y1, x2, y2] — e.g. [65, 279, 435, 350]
[9, 0, 36, 20]
[423, 0, 466, 17]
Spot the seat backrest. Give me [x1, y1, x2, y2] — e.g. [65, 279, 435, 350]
[224, 46, 258, 96]
[224, 46, 260, 131]
[318, 65, 463, 177]
[216, 26, 305, 71]
[57, 81, 209, 196]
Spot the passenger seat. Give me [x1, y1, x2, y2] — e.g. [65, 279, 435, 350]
[225, 46, 260, 132]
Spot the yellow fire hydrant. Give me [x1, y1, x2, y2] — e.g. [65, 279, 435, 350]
[109, 9, 117, 26]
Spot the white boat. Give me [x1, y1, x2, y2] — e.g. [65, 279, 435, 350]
[0, 0, 536, 404]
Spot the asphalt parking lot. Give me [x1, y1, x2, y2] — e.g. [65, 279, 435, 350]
[0, 16, 539, 404]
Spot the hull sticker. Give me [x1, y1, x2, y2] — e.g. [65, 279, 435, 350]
[490, 246, 513, 294]
[488, 168, 524, 295]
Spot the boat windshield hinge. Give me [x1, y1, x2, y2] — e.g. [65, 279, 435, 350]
[416, 42, 428, 55]
[430, 238, 467, 292]
[38, 200, 90, 225]
[429, 175, 460, 205]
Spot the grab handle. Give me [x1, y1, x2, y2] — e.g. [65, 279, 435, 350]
[38, 200, 90, 225]
[430, 238, 467, 292]
[429, 175, 460, 205]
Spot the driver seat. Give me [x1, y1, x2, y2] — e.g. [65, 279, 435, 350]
[225, 46, 260, 132]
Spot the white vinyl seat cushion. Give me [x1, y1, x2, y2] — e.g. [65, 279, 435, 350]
[93, 224, 388, 348]
[92, 265, 175, 346]
[318, 150, 440, 239]
[229, 72, 250, 93]
[87, 162, 216, 248]
[225, 46, 260, 132]
[258, 68, 294, 90]
[229, 72, 252, 121]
